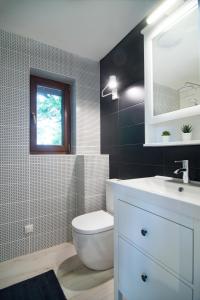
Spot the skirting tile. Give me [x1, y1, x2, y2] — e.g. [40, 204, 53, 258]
[0, 238, 29, 262]
[30, 228, 69, 253]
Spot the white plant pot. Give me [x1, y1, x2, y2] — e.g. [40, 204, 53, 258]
[162, 136, 170, 143]
[182, 132, 192, 142]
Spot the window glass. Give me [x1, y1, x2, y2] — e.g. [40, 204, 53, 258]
[30, 75, 70, 154]
[36, 86, 63, 145]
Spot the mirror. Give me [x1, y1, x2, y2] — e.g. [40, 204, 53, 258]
[152, 5, 200, 116]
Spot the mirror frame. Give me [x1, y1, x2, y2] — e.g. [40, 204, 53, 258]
[142, 0, 199, 125]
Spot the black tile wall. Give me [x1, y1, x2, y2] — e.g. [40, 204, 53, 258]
[118, 103, 144, 128]
[100, 20, 200, 181]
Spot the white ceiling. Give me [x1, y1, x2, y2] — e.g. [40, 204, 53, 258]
[0, 0, 159, 61]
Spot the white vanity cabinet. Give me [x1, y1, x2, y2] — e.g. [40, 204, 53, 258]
[113, 177, 200, 300]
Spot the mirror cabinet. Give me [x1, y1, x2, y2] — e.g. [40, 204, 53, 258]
[142, 0, 200, 146]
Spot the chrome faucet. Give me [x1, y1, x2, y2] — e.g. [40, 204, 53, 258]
[174, 160, 189, 184]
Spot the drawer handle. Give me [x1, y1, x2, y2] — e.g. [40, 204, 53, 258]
[141, 229, 148, 236]
[141, 273, 148, 282]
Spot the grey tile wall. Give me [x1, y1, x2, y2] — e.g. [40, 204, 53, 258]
[76, 155, 109, 215]
[0, 29, 108, 262]
[29, 155, 77, 253]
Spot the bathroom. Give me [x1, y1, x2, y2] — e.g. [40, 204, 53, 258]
[1, 0, 200, 299]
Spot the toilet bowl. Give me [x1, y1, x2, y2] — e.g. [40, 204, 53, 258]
[72, 179, 118, 271]
[72, 210, 113, 270]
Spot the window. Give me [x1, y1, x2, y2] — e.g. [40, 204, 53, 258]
[30, 75, 71, 154]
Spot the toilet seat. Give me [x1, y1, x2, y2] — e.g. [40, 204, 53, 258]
[72, 210, 113, 235]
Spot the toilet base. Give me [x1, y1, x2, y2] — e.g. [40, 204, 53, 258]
[72, 229, 113, 271]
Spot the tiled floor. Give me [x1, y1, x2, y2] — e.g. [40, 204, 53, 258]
[0, 242, 114, 300]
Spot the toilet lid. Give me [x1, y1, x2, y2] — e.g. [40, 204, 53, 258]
[72, 210, 114, 234]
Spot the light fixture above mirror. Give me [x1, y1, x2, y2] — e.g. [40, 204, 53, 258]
[146, 0, 184, 25]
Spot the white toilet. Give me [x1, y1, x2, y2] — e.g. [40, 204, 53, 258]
[72, 179, 117, 271]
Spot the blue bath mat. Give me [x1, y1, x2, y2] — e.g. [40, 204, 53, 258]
[0, 270, 66, 300]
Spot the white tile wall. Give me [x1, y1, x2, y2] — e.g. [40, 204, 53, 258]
[179, 86, 200, 108]
[154, 83, 200, 114]
[0, 29, 108, 262]
[154, 83, 179, 115]
[76, 155, 109, 215]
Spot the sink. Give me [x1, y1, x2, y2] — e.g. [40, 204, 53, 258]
[112, 176, 200, 205]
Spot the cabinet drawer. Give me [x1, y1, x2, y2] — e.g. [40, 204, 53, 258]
[118, 200, 193, 283]
[118, 237, 193, 300]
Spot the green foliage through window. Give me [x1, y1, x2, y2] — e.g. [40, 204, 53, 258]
[36, 86, 63, 145]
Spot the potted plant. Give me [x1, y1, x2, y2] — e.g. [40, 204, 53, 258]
[181, 124, 192, 141]
[161, 130, 171, 143]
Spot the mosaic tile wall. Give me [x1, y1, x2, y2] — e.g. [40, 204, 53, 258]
[0, 29, 108, 262]
[154, 83, 179, 115]
[76, 155, 109, 215]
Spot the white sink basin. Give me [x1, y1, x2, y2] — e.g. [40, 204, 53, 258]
[113, 176, 200, 206]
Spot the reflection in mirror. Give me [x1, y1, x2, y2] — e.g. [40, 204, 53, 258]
[153, 6, 200, 116]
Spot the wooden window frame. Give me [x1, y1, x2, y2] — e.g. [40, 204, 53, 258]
[30, 75, 71, 154]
